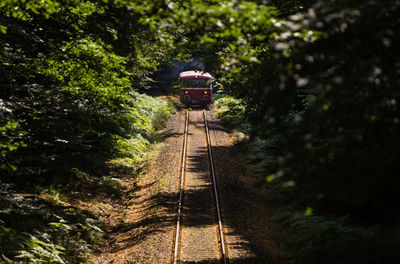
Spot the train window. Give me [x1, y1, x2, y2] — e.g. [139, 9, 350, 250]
[205, 79, 212, 88]
[181, 79, 211, 88]
[193, 79, 202, 87]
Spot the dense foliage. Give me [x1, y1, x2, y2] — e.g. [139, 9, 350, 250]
[1, 0, 399, 263]
[1, 0, 175, 262]
[212, 1, 400, 263]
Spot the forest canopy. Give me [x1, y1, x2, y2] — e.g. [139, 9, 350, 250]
[1, 0, 399, 263]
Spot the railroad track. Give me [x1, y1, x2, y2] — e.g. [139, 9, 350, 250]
[173, 109, 227, 264]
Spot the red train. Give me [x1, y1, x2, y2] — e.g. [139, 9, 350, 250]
[179, 71, 213, 107]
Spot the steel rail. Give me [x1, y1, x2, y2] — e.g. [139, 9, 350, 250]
[173, 110, 189, 264]
[203, 110, 228, 264]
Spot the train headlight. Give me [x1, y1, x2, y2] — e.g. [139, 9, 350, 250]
[204, 91, 207, 94]
[185, 91, 188, 94]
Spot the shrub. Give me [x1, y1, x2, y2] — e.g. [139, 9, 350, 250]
[275, 209, 400, 264]
[214, 95, 246, 126]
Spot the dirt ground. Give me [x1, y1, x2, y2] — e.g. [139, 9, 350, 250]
[91, 107, 289, 264]
[208, 110, 290, 264]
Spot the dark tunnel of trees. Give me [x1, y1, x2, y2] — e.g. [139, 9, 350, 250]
[1, 0, 399, 263]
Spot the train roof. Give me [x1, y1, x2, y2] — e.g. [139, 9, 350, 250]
[179, 70, 213, 79]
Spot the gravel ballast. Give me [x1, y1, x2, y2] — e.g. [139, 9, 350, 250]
[93, 107, 288, 263]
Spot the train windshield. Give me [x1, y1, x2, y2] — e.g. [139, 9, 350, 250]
[181, 79, 212, 88]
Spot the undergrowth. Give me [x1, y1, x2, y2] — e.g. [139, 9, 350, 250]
[214, 94, 400, 264]
[0, 93, 174, 263]
[214, 95, 246, 127]
[274, 207, 400, 264]
[0, 183, 102, 264]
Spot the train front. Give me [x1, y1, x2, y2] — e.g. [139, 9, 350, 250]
[179, 71, 213, 107]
